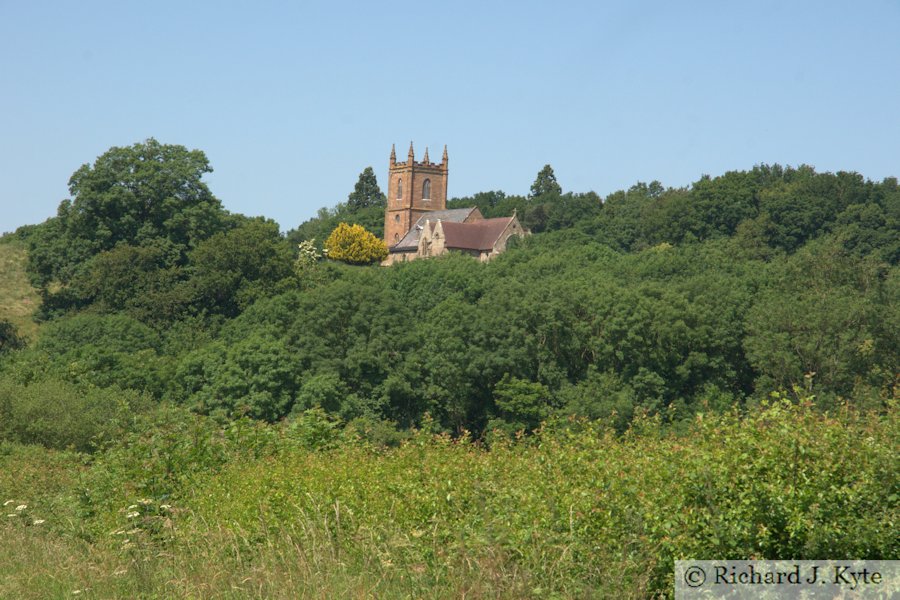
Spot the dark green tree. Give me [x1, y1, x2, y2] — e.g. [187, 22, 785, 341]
[0, 319, 25, 355]
[347, 167, 386, 211]
[69, 241, 186, 322]
[185, 218, 295, 318]
[488, 375, 554, 435]
[27, 138, 228, 287]
[529, 164, 562, 199]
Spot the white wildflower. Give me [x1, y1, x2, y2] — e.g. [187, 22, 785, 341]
[126, 504, 138, 510]
[125, 511, 140, 519]
[7, 514, 17, 518]
[15, 504, 26, 511]
[137, 498, 152, 505]
[33, 519, 45, 525]
[159, 504, 172, 510]
[3, 500, 14, 506]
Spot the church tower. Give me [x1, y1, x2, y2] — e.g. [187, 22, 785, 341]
[384, 142, 449, 247]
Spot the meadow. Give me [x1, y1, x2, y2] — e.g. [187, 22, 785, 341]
[1, 400, 896, 598]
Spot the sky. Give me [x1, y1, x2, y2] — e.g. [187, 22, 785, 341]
[2, 0, 899, 234]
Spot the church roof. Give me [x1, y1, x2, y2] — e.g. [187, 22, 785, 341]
[437, 217, 516, 251]
[390, 207, 479, 252]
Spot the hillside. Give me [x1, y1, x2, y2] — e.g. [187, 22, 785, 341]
[1, 141, 897, 597]
[0, 236, 40, 341]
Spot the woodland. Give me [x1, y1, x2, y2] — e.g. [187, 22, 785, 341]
[0, 139, 896, 598]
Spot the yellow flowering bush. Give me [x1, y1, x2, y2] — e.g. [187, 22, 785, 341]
[323, 223, 388, 265]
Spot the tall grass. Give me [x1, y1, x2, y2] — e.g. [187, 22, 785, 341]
[0, 237, 39, 341]
[1, 400, 897, 598]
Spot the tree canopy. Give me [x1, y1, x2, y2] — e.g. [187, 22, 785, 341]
[529, 164, 562, 199]
[26, 138, 229, 287]
[347, 166, 386, 210]
[6, 142, 897, 435]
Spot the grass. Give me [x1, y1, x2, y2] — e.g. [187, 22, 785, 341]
[0, 236, 39, 341]
[0, 401, 896, 598]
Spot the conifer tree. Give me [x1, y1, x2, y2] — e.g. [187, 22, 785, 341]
[347, 167, 386, 211]
[529, 164, 562, 199]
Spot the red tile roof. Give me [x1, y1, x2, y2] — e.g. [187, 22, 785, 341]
[390, 207, 479, 252]
[439, 217, 514, 251]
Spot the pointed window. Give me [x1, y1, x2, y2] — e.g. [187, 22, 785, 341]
[423, 179, 431, 200]
[397, 177, 402, 199]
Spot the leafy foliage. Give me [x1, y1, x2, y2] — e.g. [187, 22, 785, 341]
[26, 139, 228, 288]
[0, 319, 25, 355]
[5, 142, 897, 435]
[2, 145, 899, 597]
[0, 401, 895, 597]
[324, 223, 388, 265]
[0, 378, 150, 452]
[185, 217, 295, 318]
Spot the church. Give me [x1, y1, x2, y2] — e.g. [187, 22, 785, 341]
[382, 143, 527, 265]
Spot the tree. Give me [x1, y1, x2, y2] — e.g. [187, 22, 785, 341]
[529, 164, 562, 199]
[488, 374, 553, 435]
[0, 319, 25, 355]
[27, 138, 229, 286]
[186, 218, 295, 317]
[69, 241, 184, 320]
[347, 167, 386, 211]
[324, 223, 388, 265]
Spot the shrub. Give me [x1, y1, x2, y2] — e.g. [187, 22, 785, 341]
[324, 223, 388, 265]
[0, 378, 151, 452]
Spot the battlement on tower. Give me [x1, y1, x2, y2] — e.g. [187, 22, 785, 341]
[384, 142, 450, 248]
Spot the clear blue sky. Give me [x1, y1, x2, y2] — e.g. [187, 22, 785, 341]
[2, 0, 898, 234]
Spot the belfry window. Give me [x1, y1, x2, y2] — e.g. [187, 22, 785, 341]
[397, 178, 402, 199]
[423, 179, 431, 200]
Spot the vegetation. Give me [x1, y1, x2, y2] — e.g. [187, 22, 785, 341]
[346, 166, 387, 211]
[0, 237, 39, 340]
[286, 167, 387, 249]
[1, 140, 897, 597]
[0, 401, 895, 598]
[323, 222, 388, 265]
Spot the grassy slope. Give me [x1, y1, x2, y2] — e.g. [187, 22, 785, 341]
[0, 403, 896, 599]
[0, 236, 39, 341]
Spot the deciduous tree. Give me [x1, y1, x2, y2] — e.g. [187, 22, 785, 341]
[27, 138, 228, 287]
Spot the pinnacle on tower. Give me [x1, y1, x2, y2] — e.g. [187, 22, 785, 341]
[408, 141, 415, 162]
[423, 147, 430, 163]
[390, 143, 396, 163]
[442, 145, 448, 166]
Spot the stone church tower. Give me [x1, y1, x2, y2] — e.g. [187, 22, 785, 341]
[384, 142, 449, 247]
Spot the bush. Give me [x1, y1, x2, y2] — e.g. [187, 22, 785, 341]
[0, 378, 151, 452]
[324, 223, 388, 265]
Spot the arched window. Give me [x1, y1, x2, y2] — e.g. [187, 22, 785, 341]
[394, 214, 400, 222]
[394, 233, 399, 242]
[397, 177, 402, 199]
[423, 179, 431, 200]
